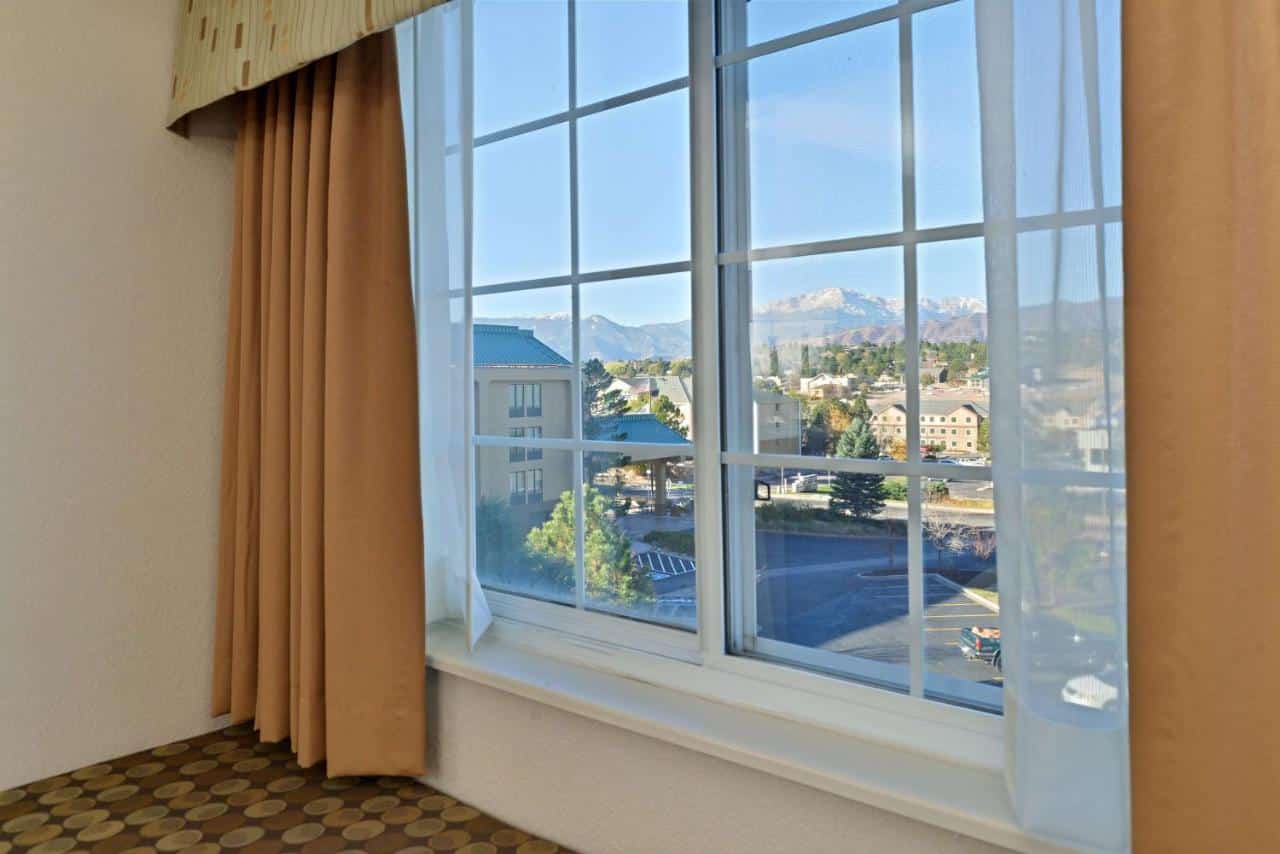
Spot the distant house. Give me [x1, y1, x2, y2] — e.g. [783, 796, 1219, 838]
[799, 373, 853, 399]
[752, 386, 803, 454]
[611, 374, 801, 453]
[871, 399, 988, 455]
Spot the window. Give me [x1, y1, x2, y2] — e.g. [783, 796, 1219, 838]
[466, 0, 694, 629]
[402, 1, 1127, 846]
[506, 383, 543, 418]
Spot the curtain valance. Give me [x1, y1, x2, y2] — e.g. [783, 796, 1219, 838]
[166, 0, 444, 128]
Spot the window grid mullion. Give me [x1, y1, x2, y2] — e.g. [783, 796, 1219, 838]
[898, 11, 925, 699]
[568, 0, 586, 613]
[460, 0, 478, 644]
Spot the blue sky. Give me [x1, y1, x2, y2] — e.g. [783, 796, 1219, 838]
[459, 0, 1121, 326]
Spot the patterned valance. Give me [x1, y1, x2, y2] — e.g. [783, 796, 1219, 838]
[166, 0, 445, 128]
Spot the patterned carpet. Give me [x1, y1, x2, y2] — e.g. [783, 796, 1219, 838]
[0, 725, 570, 853]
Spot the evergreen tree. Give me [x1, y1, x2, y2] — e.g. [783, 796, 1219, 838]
[849, 393, 873, 424]
[651, 394, 688, 437]
[768, 343, 781, 378]
[829, 418, 885, 519]
[526, 488, 652, 604]
[800, 344, 813, 378]
[583, 357, 628, 440]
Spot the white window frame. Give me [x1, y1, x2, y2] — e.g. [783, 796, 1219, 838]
[451, 0, 1020, 767]
[407, 2, 1125, 847]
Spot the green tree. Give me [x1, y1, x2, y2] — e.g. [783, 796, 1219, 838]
[976, 418, 991, 455]
[651, 394, 688, 437]
[583, 357, 628, 440]
[800, 344, 813, 378]
[829, 418, 885, 519]
[526, 488, 652, 604]
[849, 393, 872, 424]
[768, 343, 781, 378]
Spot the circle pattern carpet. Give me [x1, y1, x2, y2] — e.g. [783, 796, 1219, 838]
[0, 724, 570, 854]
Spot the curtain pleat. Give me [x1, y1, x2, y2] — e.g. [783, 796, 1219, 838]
[212, 30, 425, 777]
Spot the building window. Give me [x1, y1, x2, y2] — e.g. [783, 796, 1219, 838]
[509, 428, 526, 462]
[526, 426, 543, 460]
[507, 383, 543, 418]
[528, 469, 544, 504]
[508, 471, 526, 506]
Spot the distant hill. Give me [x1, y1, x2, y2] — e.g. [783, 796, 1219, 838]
[473, 313, 692, 362]
[476, 288, 1129, 364]
[752, 287, 985, 344]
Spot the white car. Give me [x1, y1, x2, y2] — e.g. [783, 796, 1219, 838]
[1061, 670, 1120, 710]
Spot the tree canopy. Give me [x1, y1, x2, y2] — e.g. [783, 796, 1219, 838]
[829, 418, 885, 519]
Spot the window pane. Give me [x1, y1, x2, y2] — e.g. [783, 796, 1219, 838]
[721, 0, 892, 51]
[723, 249, 902, 459]
[922, 477, 1001, 712]
[474, 0, 568, 135]
[916, 238, 989, 463]
[474, 288, 573, 438]
[580, 273, 693, 444]
[576, 0, 688, 105]
[578, 90, 691, 272]
[720, 19, 901, 251]
[913, 0, 983, 229]
[474, 125, 570, 286]
[584, 452, 696, 630]
[1011, 0, 1102, 217]
[477, 448, 575, 604]
[1015, 226, 1118, 471]
[733, 463, 909, 691]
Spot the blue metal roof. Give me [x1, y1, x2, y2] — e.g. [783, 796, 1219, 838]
[589, 413, 688, 445]
[473, 323, 570, 367]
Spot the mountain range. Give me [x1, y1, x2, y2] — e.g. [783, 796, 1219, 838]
[477, 287, 988, 362]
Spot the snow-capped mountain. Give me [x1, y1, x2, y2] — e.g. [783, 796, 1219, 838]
[753, 287, 985, 343]
[477, 288, 988, 362]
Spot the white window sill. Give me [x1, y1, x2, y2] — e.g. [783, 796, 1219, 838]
[425, 619, 1082, 854]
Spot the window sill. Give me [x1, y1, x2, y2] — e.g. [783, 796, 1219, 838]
[425, 619, 1078, 854]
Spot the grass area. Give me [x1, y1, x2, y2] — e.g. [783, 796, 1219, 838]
[755, 501, 905, 538]
[933, 496, 996, 511]
[1055, 607, 1119, 636]
[642, 528, 695, 556]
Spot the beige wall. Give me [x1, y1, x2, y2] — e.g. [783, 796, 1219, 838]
[427, 672, 1009, 854]
[0, 1, 234, 788]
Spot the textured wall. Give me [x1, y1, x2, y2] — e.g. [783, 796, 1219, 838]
[427, 672, 1011, 854]
[0, 1, 235, 788]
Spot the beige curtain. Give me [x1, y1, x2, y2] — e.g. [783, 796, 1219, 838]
[1126, 2, 1280, 851]
[212, 29, 426, 777]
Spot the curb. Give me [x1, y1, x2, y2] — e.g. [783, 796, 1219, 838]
[932, 573, 1000, 614]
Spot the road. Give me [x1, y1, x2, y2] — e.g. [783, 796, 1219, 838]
[642, 528, 1002, 692]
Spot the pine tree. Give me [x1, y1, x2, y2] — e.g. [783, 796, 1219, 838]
[651, 394, 688, 437]
[583, 357, 628, 440]
[526, 488, 652, 604]
[768, 343, 781, 378]
[829, 418, 885, 519]
[800, 344, 813, 378]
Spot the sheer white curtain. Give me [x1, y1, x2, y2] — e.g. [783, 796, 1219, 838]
[976, 1, 1128, 849]
[398, 3, 492, 646]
